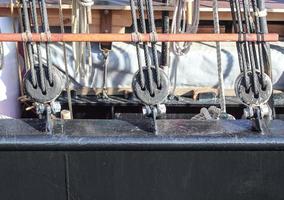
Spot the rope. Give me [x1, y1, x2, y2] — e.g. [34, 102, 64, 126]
[169, 0, 199, 96]
[59, 0, 74, 119]
[252, 0, 266, 89]
[145, 0, 161, 88]
[102, 49, 109, 98]
[137, 0, 154, 96]
[72, 0, 93, 83]
[21, 0, 37, 88]
[131, 32, 143, 43]
[10, 0, 14, 16]
[76, 0, 93, 7]
[39, 0, 53, 85]
[171, 0, 200, 56]
[254, 8, 267, 17]
[30, 0, 46, 93]
[242, 0, 259, 96]
[231, 0, 250, 91]
[230, 0, 273, 110]
[130, 0, 145, 89]
[20, 0, 54, 94]
[17, 3, 30, 73]
[191, 106, 235, 120]
[213, 0, 226, 113]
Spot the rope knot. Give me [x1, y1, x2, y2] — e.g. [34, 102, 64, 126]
[150, 32, 158, 43]
[131, 32, 142, 43]
[254, 8, 267, 18]
[21, 31, 33, 42]
[76, 0, 94, 7]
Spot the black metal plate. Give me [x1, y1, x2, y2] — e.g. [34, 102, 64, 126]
[0, 119, 284, 199]
[0, 151, 284, 200]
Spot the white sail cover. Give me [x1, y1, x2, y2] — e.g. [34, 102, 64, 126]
[0, 18, 20, 118]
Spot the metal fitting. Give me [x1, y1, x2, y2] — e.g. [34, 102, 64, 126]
[243, 104, 272, 119]
[50, 101, 62, 114]
[35, 103, 45, 115]
[243, 106, 254, 119]
[142, 104, 166, 117]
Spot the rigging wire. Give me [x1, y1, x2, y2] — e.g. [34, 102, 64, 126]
[21, 0, 37, 88]
[230, 0, 272, 102]
[212, 0, 226, 113]
[38, 0, 53, 85]
[171, 0, 200, 56]
[71, 0, 93, 82]
[242, 0, 259, 96]
[169, 0, 200, 96]
[145, 0, 161, 88]
[137, 0, 155, 96]
[231, 0, 250, 91]
[59, 0, 74, 119]
[130, 0, 145, 89]
[30, 0, 46, 93]
[252, 0, 266, 88]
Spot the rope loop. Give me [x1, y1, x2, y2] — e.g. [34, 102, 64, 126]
[21, 31, 33, 42]
[76, 0, 94, 7]
[38, 31, 51, 42]
[257, 33, 264, 43]
[10, 0, 14, 16]
[46, 31, 52, 42]
[254, 8, 267, 18]
[238, 33, 245, 42]
[149, 32, 158, 43]
[131, 32, 142, 43]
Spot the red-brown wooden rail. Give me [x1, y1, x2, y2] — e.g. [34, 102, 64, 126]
[0, 33, 279, 42]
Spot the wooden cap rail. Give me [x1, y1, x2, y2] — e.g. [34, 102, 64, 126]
[0, 33, 279, 42]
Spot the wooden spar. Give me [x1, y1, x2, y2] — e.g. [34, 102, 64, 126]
[0, 33, 279, 42]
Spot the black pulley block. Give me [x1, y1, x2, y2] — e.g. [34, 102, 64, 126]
[132, 67, 169, 105]
[24, 65, 63, 103]
[235, 71, 272, 106]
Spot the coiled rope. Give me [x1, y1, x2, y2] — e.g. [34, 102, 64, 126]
[72, 0, 94, 84]
[169, 0, 200, 96]
[171, 0, 200, 56]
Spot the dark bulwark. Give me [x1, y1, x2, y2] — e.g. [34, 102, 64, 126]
[0, 119, 284, 200]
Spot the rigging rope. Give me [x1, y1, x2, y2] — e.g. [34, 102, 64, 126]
[39, 0, 53, 85]
[145, 0, 161, 88]
[21, 0, 37, 87]
[130, 0, 145, 89]
[72, 0, 93, 83]
[19, 0, 57, 101]
[59, 0, 73, 119]
[169, 0, 200, 97]
[230, 0, 268, 92]
[212, 0, 226, 114]
[137, 0, 155, 95]
[230, 0, 274, 127]
[30, 0, 46, 93]
[171, 0, 200, 56]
